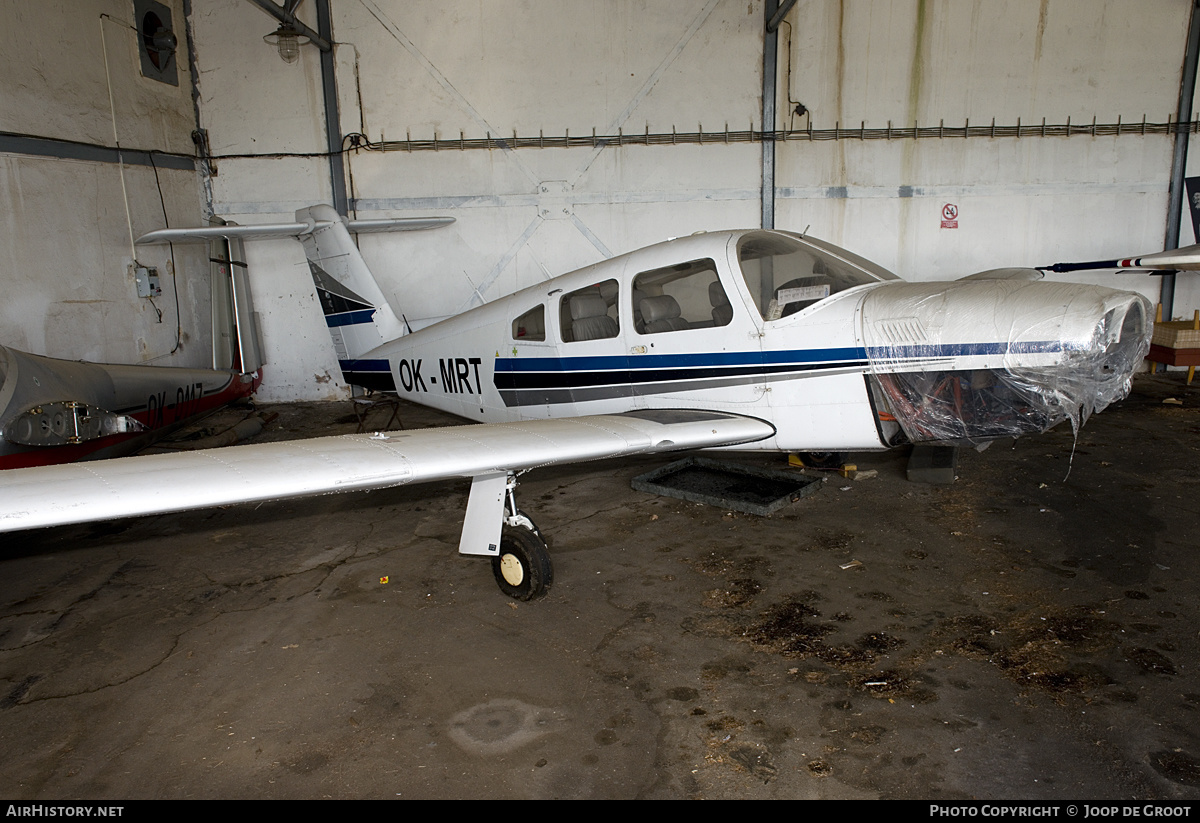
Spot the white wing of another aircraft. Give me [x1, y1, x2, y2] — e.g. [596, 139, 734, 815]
[1040, 243, 1200, 272]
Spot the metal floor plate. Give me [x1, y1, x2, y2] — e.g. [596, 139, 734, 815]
[631, 456, 821, 516]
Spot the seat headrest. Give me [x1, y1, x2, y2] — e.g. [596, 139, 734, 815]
[709, 281, 730, 306]
[640, 295, 681, 323]
[570, 292, 610, 320]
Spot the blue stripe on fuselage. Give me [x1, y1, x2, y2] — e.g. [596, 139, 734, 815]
[338, 358, 391, 372]
[338, 358, 394, 392]
[494, 347, 868, 374]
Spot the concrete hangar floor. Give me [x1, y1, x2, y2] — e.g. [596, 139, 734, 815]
[0, 374, 1197, 800]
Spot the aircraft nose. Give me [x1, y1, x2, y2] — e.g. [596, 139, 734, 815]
[1088, 297, 1153, 396]
[862, 281, 1152, 446]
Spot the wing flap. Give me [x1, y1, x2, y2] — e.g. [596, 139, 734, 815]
[0, 411, 774, 533]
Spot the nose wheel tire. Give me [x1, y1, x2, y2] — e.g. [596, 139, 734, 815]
[492, 525, 553, 601]
[799, 451, 848, 470]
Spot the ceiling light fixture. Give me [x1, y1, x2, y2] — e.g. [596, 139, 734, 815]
[263, 21, 310, 64]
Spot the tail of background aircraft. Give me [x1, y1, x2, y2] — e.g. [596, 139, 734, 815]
[208, 227, 264, 376]
[136, 205, 455, 393]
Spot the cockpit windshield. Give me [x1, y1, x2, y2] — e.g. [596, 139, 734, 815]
[736, 232, 895, 321]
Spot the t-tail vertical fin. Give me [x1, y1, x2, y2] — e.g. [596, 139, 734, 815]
[296, 205, 405, 392]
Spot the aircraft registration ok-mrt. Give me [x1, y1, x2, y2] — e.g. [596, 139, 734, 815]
[1, 204, 1188, 601]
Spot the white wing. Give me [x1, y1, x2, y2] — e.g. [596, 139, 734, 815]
[0, 411, 774, 533]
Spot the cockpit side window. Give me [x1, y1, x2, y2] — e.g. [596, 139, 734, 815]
[632, 258, 732, 334]
[737, 232, 885, 321]
[512, 304, 546, 341]
[559, 280, 619, 342]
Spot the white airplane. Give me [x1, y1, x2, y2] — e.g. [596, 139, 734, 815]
[0, 204, 1188, 601]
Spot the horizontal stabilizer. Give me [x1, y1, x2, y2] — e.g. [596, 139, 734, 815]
[136, 216, 454, 245]
[136, 206, 455, 380]
[0, 411, 774, 533]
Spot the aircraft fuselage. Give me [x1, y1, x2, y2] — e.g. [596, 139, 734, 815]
[352, 229, 1151, 452]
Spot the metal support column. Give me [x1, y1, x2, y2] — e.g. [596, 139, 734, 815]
[761, 0, 779, 230]
[1162, 0, 1200, 320]
[315, 0, 348, 216]
[761, 0, 798, 231]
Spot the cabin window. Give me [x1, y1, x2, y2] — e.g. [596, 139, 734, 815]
[559, 280, 619, 342]
[512, 304, 546, 341]
[736, 232, 893, 321]
[632, 259, 731, 334]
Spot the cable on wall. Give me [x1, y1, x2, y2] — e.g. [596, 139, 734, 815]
[99, 13, 142, 267]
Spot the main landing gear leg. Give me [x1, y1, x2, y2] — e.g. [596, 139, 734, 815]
[493, 476, 553, 601]
[460, 471, 553, 601]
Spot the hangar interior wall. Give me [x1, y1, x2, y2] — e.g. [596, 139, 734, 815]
[3, 1, 1199, 401]
[0, 0, 212, 368]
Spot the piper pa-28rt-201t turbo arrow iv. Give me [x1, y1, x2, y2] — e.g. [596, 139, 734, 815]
[1, 204, 1188, 600]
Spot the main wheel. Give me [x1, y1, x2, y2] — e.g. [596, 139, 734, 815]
[491, 525, 553, 601]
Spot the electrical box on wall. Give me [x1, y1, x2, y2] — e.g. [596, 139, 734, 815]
[132, 265, 161, 298]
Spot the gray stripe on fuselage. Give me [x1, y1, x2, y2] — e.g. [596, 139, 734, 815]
[496, 365, 866, 406]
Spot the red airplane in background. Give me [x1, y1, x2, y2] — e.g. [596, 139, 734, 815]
[0, 233, 263, 470]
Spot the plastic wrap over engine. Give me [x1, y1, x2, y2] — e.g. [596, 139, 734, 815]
[860, 279, 1152, 446]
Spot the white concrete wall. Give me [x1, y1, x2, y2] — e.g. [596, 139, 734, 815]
[189, 0, 1199, 400]
[195, 0, 765, 400]
[188, 0, 341, 399]
[0, 0, 213, 367]
[778, 0, 1193, 302]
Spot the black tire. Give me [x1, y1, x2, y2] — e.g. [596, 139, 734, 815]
[799, 451, 848, 470]
[491, 525, 553, 601]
